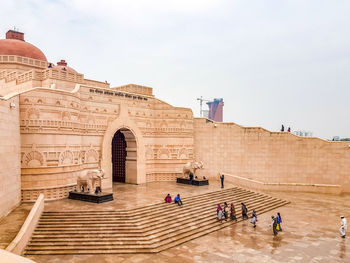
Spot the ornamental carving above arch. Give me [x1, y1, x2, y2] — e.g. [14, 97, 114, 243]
[85, 148, 99, 163]
[59, 150, 74, 166]
[178, 148, 188, 159]
[158, 148, 171, 159]
[23, 151, 44, 167]
[26, 107, 40, 119]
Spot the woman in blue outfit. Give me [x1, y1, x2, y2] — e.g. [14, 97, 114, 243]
[277, 212, 282, 231]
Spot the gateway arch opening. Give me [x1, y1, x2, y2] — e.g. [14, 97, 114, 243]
[111, 128, 137, 183]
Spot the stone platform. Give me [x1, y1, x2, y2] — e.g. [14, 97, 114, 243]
[1, 182, 348, 262]
[176, 177, 209, 186]
[68, 191, 113, 203]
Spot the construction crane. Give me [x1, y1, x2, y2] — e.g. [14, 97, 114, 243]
[196, 96, 210, 118]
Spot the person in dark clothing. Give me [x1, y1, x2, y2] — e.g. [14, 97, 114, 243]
[220, 174, 224, 188]
[250, 210, 257, 228]
[271, 216, 278, 236]
[189, 172, 194, 185]
[241, 202, 248, 219]
[223, 202, 228, 221]
[281, 125, 284, 132]
[230, 203, 237, 221]
[287, 127, 291, 132]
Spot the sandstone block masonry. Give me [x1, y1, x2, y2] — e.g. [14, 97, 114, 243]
[194, 118, 350, 193]
[0, 96, 21, 218]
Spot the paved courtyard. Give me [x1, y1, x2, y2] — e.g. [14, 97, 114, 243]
[1, 181, 349, 262]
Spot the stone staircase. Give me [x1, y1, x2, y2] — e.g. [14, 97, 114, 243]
[24, 187, 289, 255]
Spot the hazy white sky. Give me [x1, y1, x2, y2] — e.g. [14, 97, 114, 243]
[1, 0, 350, 139]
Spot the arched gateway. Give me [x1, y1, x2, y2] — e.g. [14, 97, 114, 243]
[101, 114, 146, 190]
[111, 129, 137, 183]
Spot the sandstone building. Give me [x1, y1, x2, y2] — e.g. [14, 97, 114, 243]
[0, 30, 349, 219]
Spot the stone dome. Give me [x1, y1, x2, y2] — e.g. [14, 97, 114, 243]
[52, 60, 77, 73]
[0, 30, 47, 61]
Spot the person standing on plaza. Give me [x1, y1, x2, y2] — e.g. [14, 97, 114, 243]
[277, 212, 282, 231]
[271, 216, 278, 236]
[220, 174, 224, 188]
[189, 172, 194, 185]
[340, 216, 347, 238]
[287, 127, 291, 132]
[250, 210, 257, 228]
[281, 125, 284, 132]
[241, 202, 248, 220]
[230, 203, 237, 221]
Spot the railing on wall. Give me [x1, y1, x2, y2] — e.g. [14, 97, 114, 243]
[0, 55, 47, 68]
[221, 172, 342, 194]
[42, 69, 84, 83]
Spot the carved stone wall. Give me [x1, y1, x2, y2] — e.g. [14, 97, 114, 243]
[19, 85, 195, 201]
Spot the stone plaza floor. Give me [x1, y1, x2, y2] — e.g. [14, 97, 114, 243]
[1, 181, 349, 262]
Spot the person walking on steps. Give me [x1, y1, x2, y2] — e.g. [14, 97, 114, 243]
[174, 194, 183, 206]
[250, 210, 257, 228]
[340, 216, 347, 238]
[217, 204, 223, 223]
[271, 216, 278, 236]
[230, 203, 237, 221]
[241, 202, 248, 220]
[217, 204, 222, 215]
[220, 174, 224, 188]
[223, 202, 229, 221]
[277, 212, 282, 231]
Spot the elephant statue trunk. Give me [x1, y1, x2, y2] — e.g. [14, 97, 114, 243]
[182, 161, 204, 178]
[77, 169, 105, 193]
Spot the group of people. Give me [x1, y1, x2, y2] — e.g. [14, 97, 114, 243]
[271, 212, 283, 236]
[281, 125, 291, 132]
[164, 193, 183, 206]
[166, 188, 348, 239]
[216, 202, 257, 227]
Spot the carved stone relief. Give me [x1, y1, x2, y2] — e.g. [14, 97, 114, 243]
[23, 151, 44, 167]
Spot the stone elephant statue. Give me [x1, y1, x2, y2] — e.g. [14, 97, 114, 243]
[77, 169, 105, 193]
[182, 161, 203, 178]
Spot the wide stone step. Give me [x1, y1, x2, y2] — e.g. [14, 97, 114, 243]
[41, 188, 244, 218]
[36, 189, 259, 227]
[32, 197, 277, 240]
[28, 199, 288, 247]
[30, 198, 285, 244]
[33, 194, 272, 234]
[25, 187, 290, 255]
[25, 200, 289, 254]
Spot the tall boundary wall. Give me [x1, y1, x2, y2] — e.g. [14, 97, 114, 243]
[194, 118, 350, 193]
[0, 96, 21, 218]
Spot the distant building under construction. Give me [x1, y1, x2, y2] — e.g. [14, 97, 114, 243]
[207, 98, 224, 122]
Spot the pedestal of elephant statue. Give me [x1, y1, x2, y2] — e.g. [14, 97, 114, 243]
[176, 177, 209, 186]
[68, 191, 114, 203]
